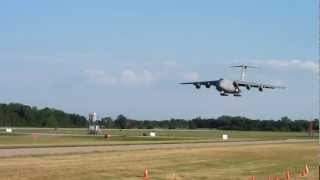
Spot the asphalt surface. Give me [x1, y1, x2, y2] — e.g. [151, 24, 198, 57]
[0, 139, 316, 158]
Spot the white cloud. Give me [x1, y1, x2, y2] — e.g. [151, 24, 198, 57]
[269, 80, 286, 87]
[163, 60, 177, 67]
[142, 70, 157, 82]
[120, 70, 138, 84]
[84, 69, 117, 85]
[182, 72, 200, 81]
[254, 60, 319, 73]
[121, 69, 156, 85]
[84, 69, 157, 86]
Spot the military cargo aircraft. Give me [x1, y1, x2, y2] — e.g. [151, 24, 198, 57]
[180, 65, 286, 97]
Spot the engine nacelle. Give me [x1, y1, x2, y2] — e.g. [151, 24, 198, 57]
[246, 85, 251, 90]
[194, 84, 201, 89]
[259, 87, 263, 92]
[205, 83, 211, 88]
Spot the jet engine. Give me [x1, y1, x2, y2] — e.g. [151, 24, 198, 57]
[194, 84, 201, 89]
[259, 87, 263, 92]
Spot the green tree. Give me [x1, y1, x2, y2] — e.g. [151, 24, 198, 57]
[114, 115, 128, 129]
[46, 115, 58, 128]
[101, 117, 113, 128]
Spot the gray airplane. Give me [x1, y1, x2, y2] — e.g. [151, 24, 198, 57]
[180, 65, 286, 97]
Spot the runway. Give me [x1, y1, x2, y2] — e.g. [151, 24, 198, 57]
[0, 139, 316, 158]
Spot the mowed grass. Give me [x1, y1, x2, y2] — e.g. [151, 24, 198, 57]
[0, 128, 317, 148]
[6, 128, 315, 140]
[0, 142, 318, 180]
[0, 133, 192, 148]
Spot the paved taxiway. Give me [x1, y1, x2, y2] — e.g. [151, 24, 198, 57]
[0, 139, 316, 158]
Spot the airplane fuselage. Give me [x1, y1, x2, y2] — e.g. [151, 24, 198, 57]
[215, 79, 241, 96]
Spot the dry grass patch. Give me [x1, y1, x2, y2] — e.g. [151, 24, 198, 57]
[0, 142, 318, 180]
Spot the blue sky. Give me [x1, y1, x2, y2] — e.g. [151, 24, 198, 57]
[0, 0, 318, 120]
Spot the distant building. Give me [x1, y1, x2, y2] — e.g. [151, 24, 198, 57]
[88, 112, 97, 124]
[88, 112, 100, 134]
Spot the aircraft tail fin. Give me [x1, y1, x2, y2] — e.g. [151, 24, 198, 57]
[229, 64, 259, 80]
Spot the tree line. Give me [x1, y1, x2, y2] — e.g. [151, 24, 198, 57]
[0, 103, 318, 132]
[100, 115, 319, 132]
[0, 103, 87, 128]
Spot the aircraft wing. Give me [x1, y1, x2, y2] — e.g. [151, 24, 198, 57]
[235, 80, 286, 89]
[180, 80, 219, 87]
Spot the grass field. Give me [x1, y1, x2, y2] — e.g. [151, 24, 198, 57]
[0, 142, 317, 180]
[0, 128, 317, 148]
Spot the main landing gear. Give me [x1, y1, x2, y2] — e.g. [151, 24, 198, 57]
[220, 93, 229, 96]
